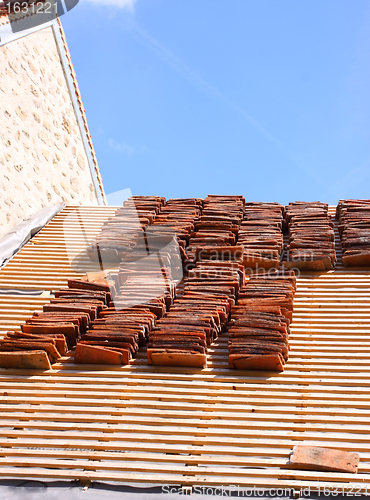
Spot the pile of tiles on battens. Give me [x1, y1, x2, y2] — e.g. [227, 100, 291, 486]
[0, 277, 116, 369]
[147, 195, 246, 368]
[227, 270, 296, 372]
[151, 198, 203, 263]
[283, 202, 336, 271]
[75, 196, 168, 365]
[87, 196, 165, 263]
[80, 196, 190, 366]
[186, 195, 245, 263]
[113, 198, 193, 368]
[115, 197, 200, 318]
[54, 277, 144, 366]
[145, 197, 206, 368]
[115, 233, 179, 319]
[238, 202, 284, 271]
[336, 199, 370, 267]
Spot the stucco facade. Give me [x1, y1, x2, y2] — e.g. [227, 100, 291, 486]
[0, 24, 106, 238]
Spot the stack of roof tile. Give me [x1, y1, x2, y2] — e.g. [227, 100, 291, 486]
[151, 198, 202, 242]
[63, 275, 154, 365]
[187, 195, 245, 263]
[76, 306, 156, 365]
[110, 224, 181, 366]
[116, 229, 180, 312]
[86, 196, 188, 366]
[0, 277, 113, 370]
[115, 266, 174, 318]
[0, 272, 152, 368]
[147, 196, 246, 369]
[86, 195, 180, 347]
[284, 202, 336, 271]
[147, 288, 233, 368]
[45, 278, 112, 365]
[185, 260, 244, 298]
[0, 333, 64, 370]
[148, 198, 203, 268]
[337, 199, 370, 267]
[228, 271, 296, 371]
[87, 196, 165, 263]
[239, 202, 284, 270]
[119, 240, 183, 365]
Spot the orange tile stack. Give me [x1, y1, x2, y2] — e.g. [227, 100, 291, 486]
[284, 202, 336, 271]
[0, 273, 157, 368]
[0, 277, 113, 369]
[53, 278, 132, 366]
[86, 196, 185, 365]
[186, 195, 245, 263]
[0, 334, 64, 370]
[87, 196, 165, 263]
[78, 196, 171, 365]
[147, 287, 233, 368]
[151, 198, 202, 242]
[65, 276, 154, 365]
[146, 196, 245, 368]
[228, 271, 296, 372]
[337, 199, 370, 267]
[116, 238, 178, 318]
[239, 202, 284, 271]
[76, 306, 156, 365]
[113, 219, 182, 364]
[146, 198, 203, 271]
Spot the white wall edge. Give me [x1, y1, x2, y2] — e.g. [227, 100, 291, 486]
[51, 19, 106, 206]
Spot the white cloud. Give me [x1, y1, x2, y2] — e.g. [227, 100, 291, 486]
[108, 139, 135, 154]
[108, 138, 149, 155]
[82, 0, 136, 9]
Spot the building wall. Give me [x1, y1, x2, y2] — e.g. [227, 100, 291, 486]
[0, 25, 105, 238]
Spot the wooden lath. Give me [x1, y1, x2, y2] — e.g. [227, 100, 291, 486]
[0, 205, 369, 491]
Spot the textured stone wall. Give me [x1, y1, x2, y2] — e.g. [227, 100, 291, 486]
[0, 26, 104, 238]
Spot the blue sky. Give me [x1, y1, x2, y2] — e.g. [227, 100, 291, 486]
[61, 0, 370, 205]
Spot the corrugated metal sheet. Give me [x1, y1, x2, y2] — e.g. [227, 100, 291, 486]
[0, 205, 369, 493]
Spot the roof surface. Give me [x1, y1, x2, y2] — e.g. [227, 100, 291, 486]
[0, 205, 369, 492]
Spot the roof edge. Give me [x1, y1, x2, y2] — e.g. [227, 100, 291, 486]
[52, 18, 107, 206]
